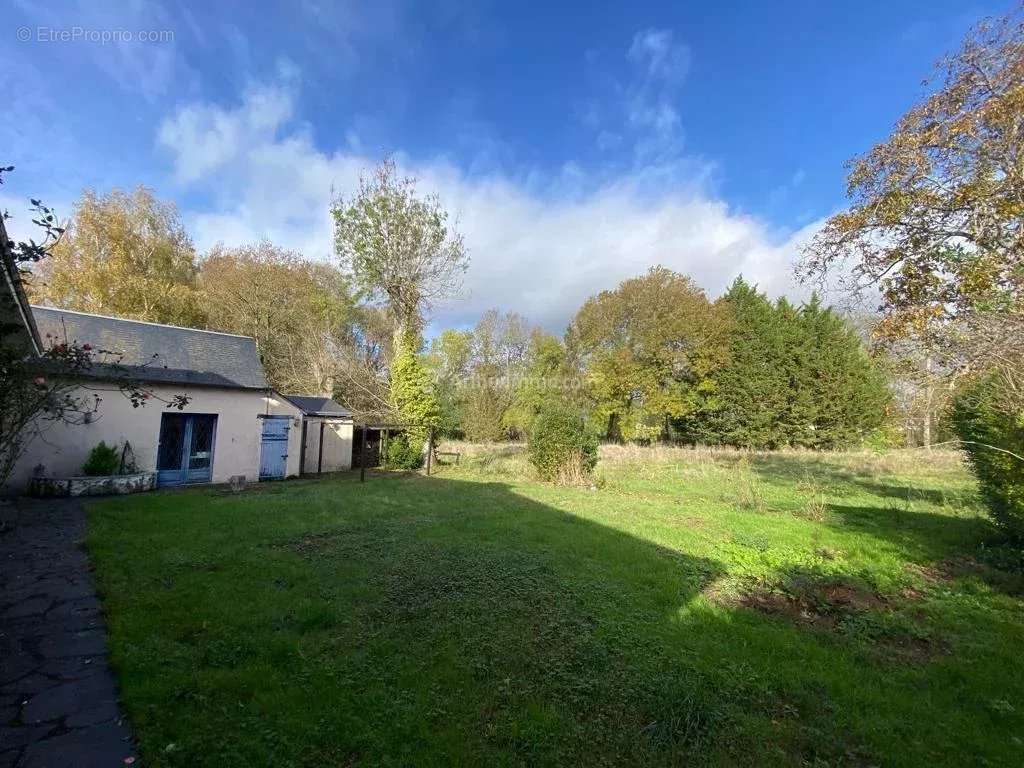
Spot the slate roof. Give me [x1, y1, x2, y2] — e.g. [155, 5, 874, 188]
[31, 306, 270, 390]
[280, 394, 352, 418]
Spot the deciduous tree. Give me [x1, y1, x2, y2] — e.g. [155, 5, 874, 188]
[1, 169, 188, 487]
[799, 10, 1024, 408]
[199, 242, 362, 396]
[30, 187, 203, 326]
[333, 159, 469, 343]
[425, 329, 473, 437]
[568, 266, 730, 443]
[462, 310, 532, 441]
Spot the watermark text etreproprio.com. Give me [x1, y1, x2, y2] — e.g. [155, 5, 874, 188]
[17, 26, 174, 44]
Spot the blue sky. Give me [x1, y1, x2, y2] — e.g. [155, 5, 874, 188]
[1, 0, 1006, 330]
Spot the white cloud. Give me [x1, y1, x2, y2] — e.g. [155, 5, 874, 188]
[582, 27, 692, 163]
[628, 29, 690, 84]
[625, 28, 690, 162]
[157, 76, 820, 334]
[157, 84, 295, 183]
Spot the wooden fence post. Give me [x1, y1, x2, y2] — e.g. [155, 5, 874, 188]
[359, 426, 367, 483]
[426, 426, 434, 476]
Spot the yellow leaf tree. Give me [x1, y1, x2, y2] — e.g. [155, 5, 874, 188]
[30, 186, 204, 327]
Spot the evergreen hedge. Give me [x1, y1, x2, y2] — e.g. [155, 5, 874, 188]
[687, 278, 890, 449]
[950, 375, 1024, 539]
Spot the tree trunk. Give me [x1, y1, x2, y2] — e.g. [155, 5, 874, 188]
[922, 355, 933, 450]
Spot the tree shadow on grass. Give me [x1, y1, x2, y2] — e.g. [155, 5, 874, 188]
[93, 473, 743, 765]
[837, 478, 975, 507]
[821, 502, 996, 563]
[87, 471, 1020, 768]
[748, 454, 971, 506]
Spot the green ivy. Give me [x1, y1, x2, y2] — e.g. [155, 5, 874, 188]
[390, 331, 441, 452]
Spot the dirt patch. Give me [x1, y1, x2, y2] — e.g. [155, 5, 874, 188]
[904, 556, 1024, 597]
[904, 558, 978, 586]
[714, 576, 947, 663]
[870, 630, 949, 664]
[734, 584, 882, 631]
[714, 578, 884, 630]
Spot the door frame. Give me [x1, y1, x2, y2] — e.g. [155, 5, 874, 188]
[156, 413, 219, 487]
[259, 414, 292, 480]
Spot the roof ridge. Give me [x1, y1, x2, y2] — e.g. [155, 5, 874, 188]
[30, 305, 257, 341]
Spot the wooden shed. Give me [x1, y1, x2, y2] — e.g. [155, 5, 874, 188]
[279, 395, 355, 475]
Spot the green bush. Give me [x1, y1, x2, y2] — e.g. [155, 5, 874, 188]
[864, 422, 904, 453]
[528, 404, 598, 483]
[82, 441, 121, 476]
[950, 375, 1024, 540]
[384, 433, 424, 471]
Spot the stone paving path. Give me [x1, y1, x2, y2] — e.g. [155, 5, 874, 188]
[1, 498, 137, 767]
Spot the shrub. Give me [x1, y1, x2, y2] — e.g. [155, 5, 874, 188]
[528, 404, 598, 483]
[384, 433, 424, 471]
[82, 441, 121, 476]
[950, 375, 1024, 539]
[864, 422, 903, 452]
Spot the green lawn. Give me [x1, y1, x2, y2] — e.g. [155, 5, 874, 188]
[87, 448, 1024, 767]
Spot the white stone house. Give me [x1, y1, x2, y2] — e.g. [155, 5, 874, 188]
[4, 305, 354, 492]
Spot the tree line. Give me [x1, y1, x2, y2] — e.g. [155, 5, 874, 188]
[25, 182, 891, 450]
[427, 270, 889, 449]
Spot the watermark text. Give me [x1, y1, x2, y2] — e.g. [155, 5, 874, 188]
[17, 26, 174, 44]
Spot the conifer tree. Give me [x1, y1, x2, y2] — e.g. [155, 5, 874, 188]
[693, 277, 787, 448]
[694, 278, 890, 449]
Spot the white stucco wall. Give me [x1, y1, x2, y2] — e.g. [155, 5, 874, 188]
[300, 418, 353, 473]
[7, 382, 277, 493]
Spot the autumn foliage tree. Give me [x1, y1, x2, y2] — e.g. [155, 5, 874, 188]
[1, 169, 188, 487]
[799, 9, 1024, 530]
[198, 242, 369, 399]
[799, 10, 1024, 408]
[30, 187, 204, 326]
[568, 266, 730, 442]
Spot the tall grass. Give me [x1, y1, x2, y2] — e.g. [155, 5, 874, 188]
[437, 439, 967, 483]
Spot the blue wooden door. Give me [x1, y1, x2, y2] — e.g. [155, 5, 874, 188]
[260, 417, 290, 480]
[157, 414, 217, 487]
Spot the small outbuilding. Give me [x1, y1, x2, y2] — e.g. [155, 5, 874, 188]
[278, 394, 354, 476]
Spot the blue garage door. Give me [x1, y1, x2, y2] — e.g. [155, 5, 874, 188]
[260, 417, 291, 480]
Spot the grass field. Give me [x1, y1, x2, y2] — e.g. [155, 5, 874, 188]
[87, 446, 1024, 767]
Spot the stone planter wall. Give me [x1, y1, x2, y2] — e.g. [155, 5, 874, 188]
[28, 472, 157, 498]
